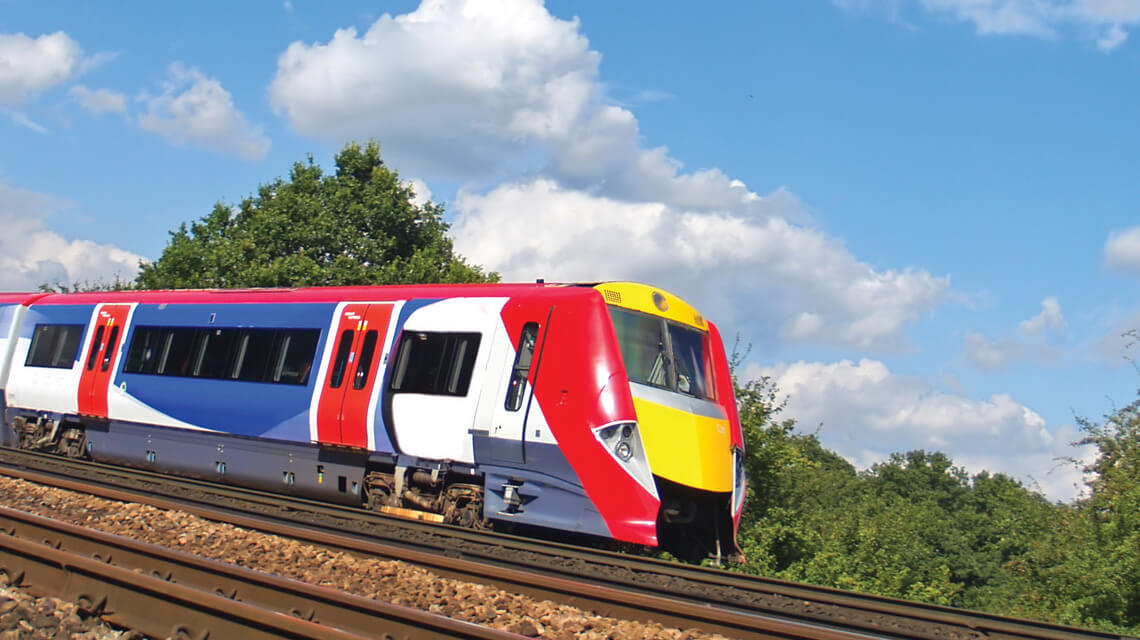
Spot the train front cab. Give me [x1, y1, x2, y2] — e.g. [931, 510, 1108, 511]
[597, 283, 745, 563]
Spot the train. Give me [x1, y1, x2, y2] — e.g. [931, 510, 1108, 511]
[0, 282, 745, 562]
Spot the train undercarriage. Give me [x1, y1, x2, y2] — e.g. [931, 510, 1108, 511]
[5, 414, 737, 564]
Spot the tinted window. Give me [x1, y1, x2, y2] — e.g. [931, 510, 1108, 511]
[234, 330, 276, 381]
[85, 325, 105, 371]
[274, 330, 319, 385]
[609, 308, 669, 389]
[328, 330, 354, 389]
[193, 329, 238, 378]
[124, 325, 320, 385]
[505, 323, 538, 411]
[390, 332, 481, 397]
[608, 307, 714, 400]
[124, 327, 158, 374]
[159, 328, 198, 376]
[26, 324, 84, 369]
[353, 330, 379, 390]
[101, 325, 120, 372]
[667, 323, 712, 400]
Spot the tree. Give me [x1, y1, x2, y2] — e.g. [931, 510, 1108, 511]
[136, 141, 496, 289]
[40, 276, 135, 293]
[728, 363, 1070, 615]
[998, 399, 1140, 634]
[728, 364, 863, 577]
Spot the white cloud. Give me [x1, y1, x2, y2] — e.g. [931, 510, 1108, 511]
[1072, 0, 1140, 48]
[452, 179, 948, 351]
[1096, 21, 1130, 48]
[753, 358, 1092, 501]
[838, 0, 1140, 49]
[267, 0, 809, 223]
[920, 0, 1057, 36]
[964, 330, 1019, 369]
[1019, 296, 1066, 335]
[270, 0, 950, 351]
[1104, 226, 1140, 275]
[404, 178, 433, 207]
[0, 31, 92, 105]
[0, 182, 141, 290]
[963, 296, 1066, 370]
[270, 0, 597, 179]
[137, 63, 270, 160]
[4, 109, 48, 133]
[1089, 306, 1140, 366]
[69, 85, 127, 115]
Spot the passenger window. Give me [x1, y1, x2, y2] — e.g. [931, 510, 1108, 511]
[85, 325, 106, 371]
[158, 328, 196, 376]
[234, 330, 275, 381]
[232, 334, 251, 379]
[328, 330, 354, 389]
[25, 324, 85, 369]
[101, 326, 120, 372]
[353, 330, 379, 390]
[505, 323, 538, 411]
[274, 330, 320, 385]
[125, 327, 161, 374]
[194, 329, 239, 379]
[389, 332, 481, 397]
[124, 325, 319, 385]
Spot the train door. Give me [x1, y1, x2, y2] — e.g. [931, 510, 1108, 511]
[315, 303, 394, 448]
[486, 307, 551, 464]
[77, 304, 131, 418]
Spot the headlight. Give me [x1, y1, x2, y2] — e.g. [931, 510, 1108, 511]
[615, 441, 632, 461]
[592, 421, 658, 499]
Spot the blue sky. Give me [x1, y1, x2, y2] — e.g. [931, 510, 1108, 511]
[3, 0, 1139, 500]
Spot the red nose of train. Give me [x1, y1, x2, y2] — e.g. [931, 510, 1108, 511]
[595, 283, 745, 562]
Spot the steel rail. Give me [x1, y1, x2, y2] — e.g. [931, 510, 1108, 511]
[0, 448, 1121, 640]
[0, 504, 523, 640]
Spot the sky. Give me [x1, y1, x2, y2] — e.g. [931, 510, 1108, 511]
[2, 0, 1139, 502]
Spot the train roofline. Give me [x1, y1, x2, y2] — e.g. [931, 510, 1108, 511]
[0, 282, 644, 306]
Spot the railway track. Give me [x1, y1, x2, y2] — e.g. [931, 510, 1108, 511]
[0, 447, 1121, 640]
[0, 504, 520, 639]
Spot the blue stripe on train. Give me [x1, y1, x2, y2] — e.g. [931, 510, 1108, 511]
[19, 305, 96, 338]
[113, 303, 337, 441]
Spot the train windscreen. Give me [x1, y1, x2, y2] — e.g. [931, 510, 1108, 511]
[608, 307, 713, 400]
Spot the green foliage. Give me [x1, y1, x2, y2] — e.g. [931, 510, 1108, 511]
[730, 366, 862, 578]
[136, 141, 496, 289]
[994, 400, 1140, 633]
[40, 276, 135, 293]
[735, 436, 1061, 609]
[726, 367, 1114, 629]
[727, 358, 1140, 634]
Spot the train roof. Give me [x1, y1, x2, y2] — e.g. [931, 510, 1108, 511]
[13, 282, 602, 306]
[0, 282, 712, 331]
[0, 293, 50, 305]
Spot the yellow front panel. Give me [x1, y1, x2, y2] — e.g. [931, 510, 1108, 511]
[595, 282, 708, 331]
[634, 397, 733, 492]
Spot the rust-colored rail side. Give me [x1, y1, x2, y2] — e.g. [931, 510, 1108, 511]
[0, 505, 523, 640]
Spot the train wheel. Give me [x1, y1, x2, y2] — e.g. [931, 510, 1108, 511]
[443, 483, 487, 529]
[59, 427, 86, 459]
[363, 471, 394, 511]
